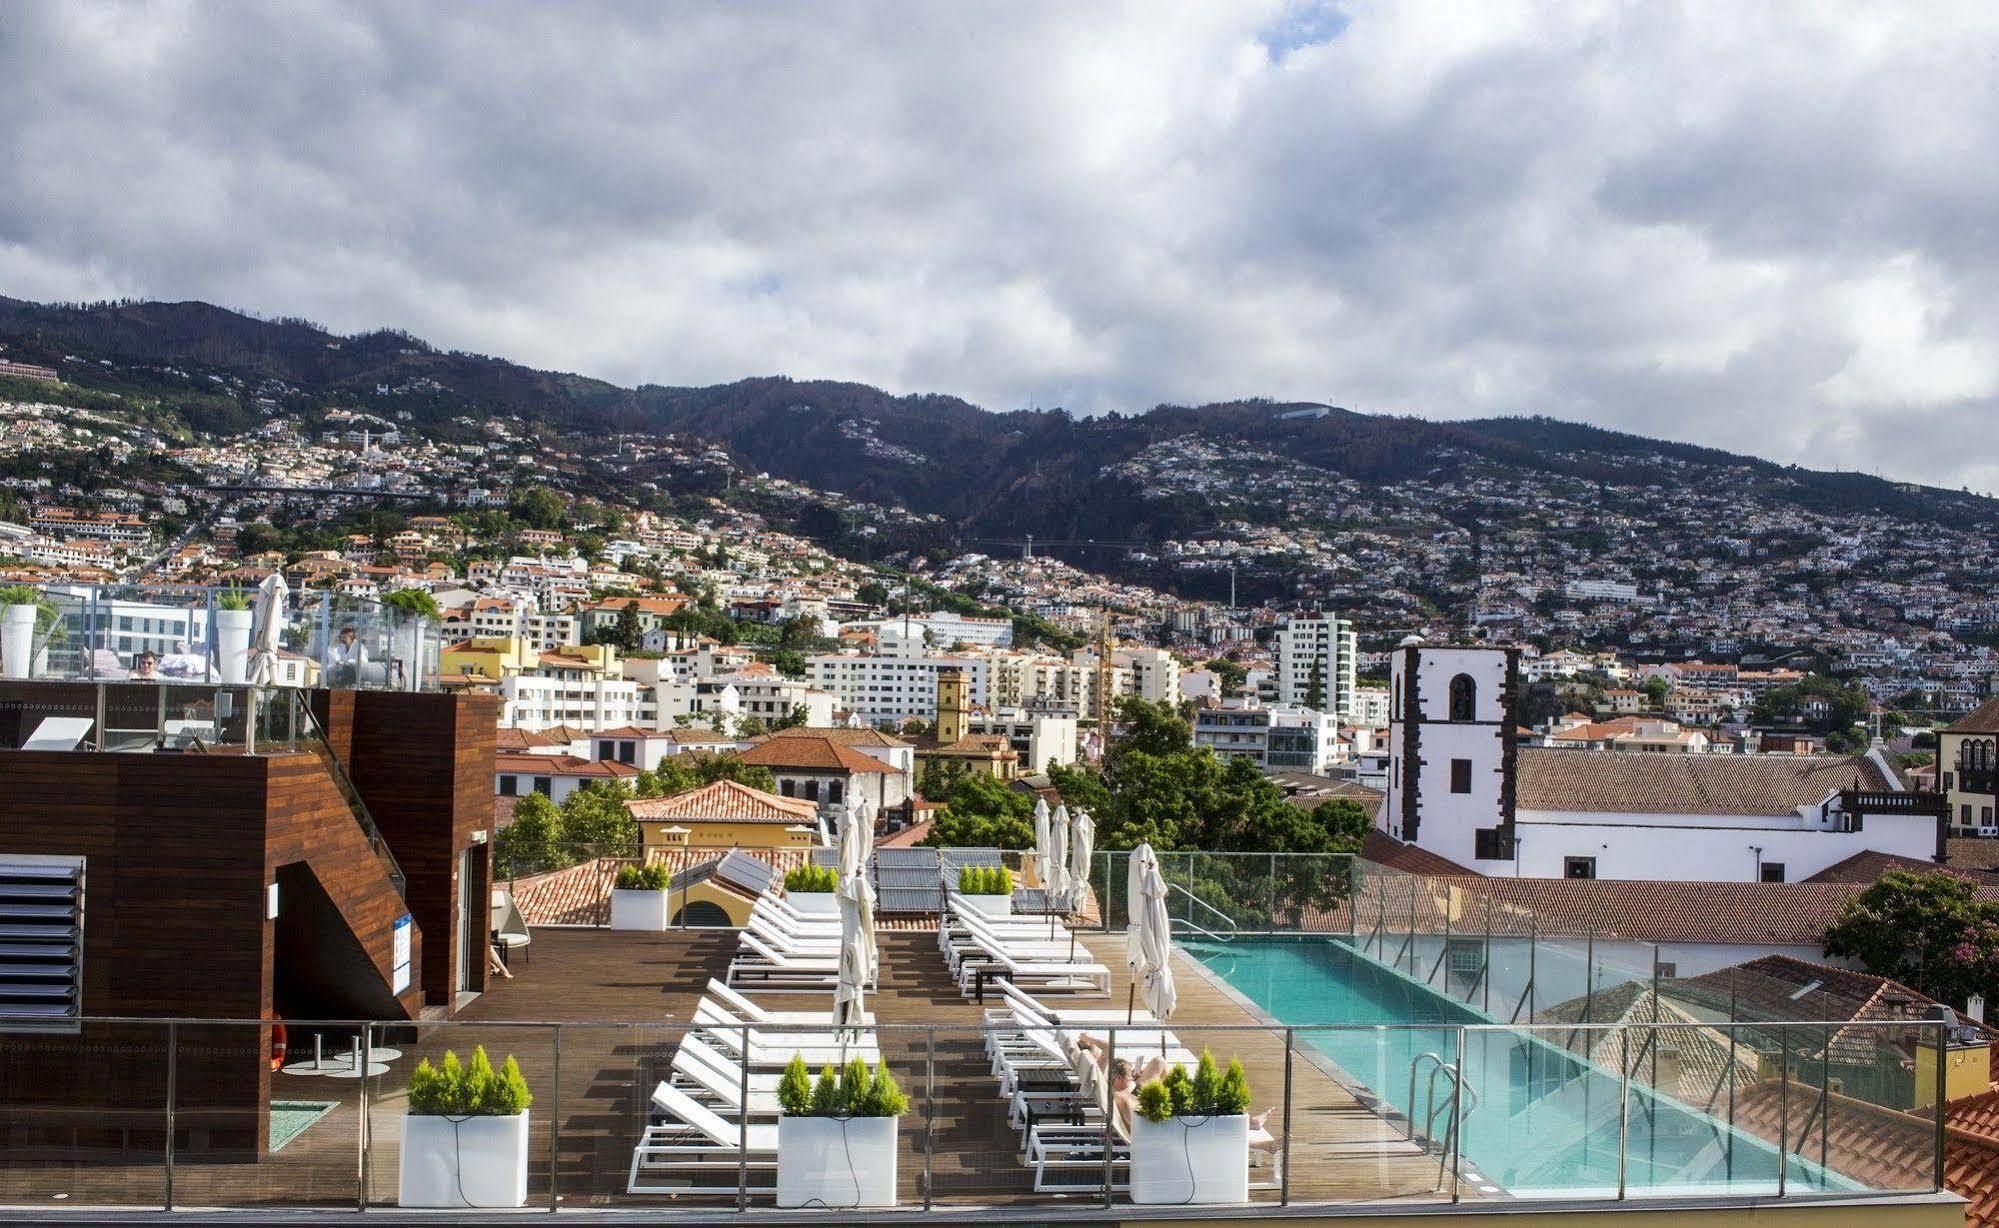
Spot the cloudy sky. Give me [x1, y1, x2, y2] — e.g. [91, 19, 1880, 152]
[4, 2, 1998, 489]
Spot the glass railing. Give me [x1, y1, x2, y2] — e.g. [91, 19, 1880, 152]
[0, 679, 318, 755]
[0, 1014, 1947, 1213]
[0, 582, 442, 690]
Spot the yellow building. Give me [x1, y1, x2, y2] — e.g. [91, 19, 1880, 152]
[912, 665, 1020, 782]
[627, 778, 827, 852]
[440, 636, 542, 681]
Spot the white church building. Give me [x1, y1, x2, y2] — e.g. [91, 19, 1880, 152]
[1378, 641, 1944, 883]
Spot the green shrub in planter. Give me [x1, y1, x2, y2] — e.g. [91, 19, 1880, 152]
[216, 587, 252, 612]
[784, 864, 836, 893]
[1136, 1049, 1249, 1122]
[957, 865, 1012, 895]
[615, 862, 670, 891]
[777, 1052, 909, 1118]
[407, 1046, 532, 1117]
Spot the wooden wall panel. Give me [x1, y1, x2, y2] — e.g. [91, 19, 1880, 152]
[337, 691, 499, 1008]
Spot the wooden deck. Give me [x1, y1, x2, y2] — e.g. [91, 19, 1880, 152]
[0, 925, 1464, 1213]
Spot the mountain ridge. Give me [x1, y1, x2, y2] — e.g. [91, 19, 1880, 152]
[2, 294, 1991, 551]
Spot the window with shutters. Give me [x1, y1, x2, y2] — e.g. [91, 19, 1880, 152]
[0, 856, 84, 1032]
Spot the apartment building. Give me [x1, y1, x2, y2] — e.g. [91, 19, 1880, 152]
[1116, 646, 1182, 707]
[1193, 699, 1340, 774]
[1274, 612, 1357, 720]
[805, 650, 990, 722]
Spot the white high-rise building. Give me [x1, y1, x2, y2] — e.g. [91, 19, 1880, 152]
[1274, 613, 1358, 720]
[1116, 647, 1182, 708]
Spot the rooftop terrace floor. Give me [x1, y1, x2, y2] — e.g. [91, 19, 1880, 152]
[0, 927, 1464, 1214]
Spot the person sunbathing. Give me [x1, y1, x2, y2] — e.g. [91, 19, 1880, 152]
[1072, 1034, 1281, 1153]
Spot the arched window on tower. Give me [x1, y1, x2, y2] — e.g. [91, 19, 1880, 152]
[1448, 674, 1477, 722]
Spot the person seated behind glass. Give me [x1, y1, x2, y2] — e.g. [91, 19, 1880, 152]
[127, 649, 162, 681]
[323, 624, 367, 687]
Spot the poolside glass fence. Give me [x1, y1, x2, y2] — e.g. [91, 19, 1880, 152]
[0, 1014, 1948, 1213]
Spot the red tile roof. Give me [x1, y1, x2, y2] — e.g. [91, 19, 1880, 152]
[494, 752, 640, 778]
[1946, 696, 1999, 735]
[737, 736, 894, 774]
[1360, 830, 1477, 876]
[1516, 748, 1888, 815]
[627, 779, 821, 825]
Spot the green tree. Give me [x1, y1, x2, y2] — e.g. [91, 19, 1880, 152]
[1642, 676, 1670, 707]
[1824, 870, 1999, 1007]
[771, 648, 807, 678]
[856, 580, 890, 607]
[509, 485, 566, 531]
[558, 780, 641, 852]
[381, 587, 441, 621]
[493, 791, 566, 875]
[1303, 658, 1325, 712]
[611, 600, 644, 652]
[919, 772, 1036, 849]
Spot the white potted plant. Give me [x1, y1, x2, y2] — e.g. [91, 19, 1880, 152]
[608, 862, 672, 930]
[775, 1053, 907, 1209]
[398, 1046, 532, 1209]
[214, 588, 254, 684]
[1129, 1051, 1253, 1205]
[956, 864, 1014, 917]
[0, 585, 53, 680]
[783, 863, 839, 916]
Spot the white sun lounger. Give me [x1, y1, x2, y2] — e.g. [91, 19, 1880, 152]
[693, 1002, 881, 1067]
[727, 931, 842, 989]
[705, 979, 873, 1027]
[627, 1082, 777, 1194]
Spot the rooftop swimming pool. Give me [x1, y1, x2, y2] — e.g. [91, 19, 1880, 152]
[1179, 937, 1879, 1199]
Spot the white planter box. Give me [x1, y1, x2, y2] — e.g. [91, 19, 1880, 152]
[959, 893, 1012, 918]
[787, 891, 839, 917]
[776, 1115, 898, 1209]
[1130, 1114, 1249, 1205]
[398, 1111, 529, 1208]
[215, 608, 253, 684]
[2, 604, 36, 680]
[609, 888, 671, 930]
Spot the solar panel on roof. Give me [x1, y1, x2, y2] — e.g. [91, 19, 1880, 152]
[714, 850, 776, 897]
[876, 871, 940, 891]
[666, 856, 723, 894]
[1011, 888, 1058, 913]
[939, 848, 1002, 871]
[874, 848, 940, 869]
[877, 886, 945, 913]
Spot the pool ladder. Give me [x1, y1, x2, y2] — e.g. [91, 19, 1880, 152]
[1406, 1052, 1480, 1189]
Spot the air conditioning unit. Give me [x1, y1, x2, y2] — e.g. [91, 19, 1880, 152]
[1980, 825, 1998, 839]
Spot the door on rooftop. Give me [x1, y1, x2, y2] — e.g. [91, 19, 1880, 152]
[456, 848, 476, 996]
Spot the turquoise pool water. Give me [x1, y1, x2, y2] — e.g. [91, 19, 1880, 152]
[1179, 938, 1869, 1198]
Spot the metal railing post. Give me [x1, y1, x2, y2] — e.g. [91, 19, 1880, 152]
[737, 1025, 750, 1211]
[1281, 1027, 1294, 1205]
[1616, 1025, 1630, 1200]
[1934, 1012, 1949, 1193]
[1583, 931, 1596, 1024]
[549, 1025, 563, 1212]
[1450, 1025, 1467, 1202]
[357, 1021, 372, 1210]
[1266, 852, 1276, 931]
[924, 1026, 936, 1211]
[164, 1020, 177, 1211]
[1102, 1028, 1116, 1208]
[1777, 1025, 1790, 1197]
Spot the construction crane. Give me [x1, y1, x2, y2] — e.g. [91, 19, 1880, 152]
[1095, 606, 1115, 726]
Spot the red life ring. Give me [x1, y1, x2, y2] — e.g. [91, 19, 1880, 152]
[270, 1021, 288, 1071]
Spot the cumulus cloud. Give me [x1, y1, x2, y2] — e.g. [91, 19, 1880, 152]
[2, 0, 1997, 487]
